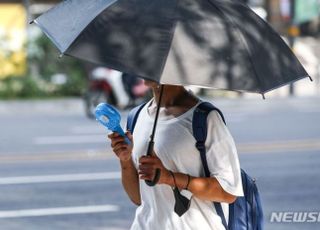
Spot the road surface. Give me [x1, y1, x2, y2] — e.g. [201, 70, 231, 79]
[0, 97, 319, 230]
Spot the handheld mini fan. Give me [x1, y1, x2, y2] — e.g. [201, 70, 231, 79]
[95, 103, 131, 144]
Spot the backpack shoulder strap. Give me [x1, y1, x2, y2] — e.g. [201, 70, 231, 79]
[126, 102, 147, 133]
[192, 101, 228, 230]
[193, 101, 226, 176]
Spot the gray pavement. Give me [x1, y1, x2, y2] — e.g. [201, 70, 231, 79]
[0, 97, 319, 229]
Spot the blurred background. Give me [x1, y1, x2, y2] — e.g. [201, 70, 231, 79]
[0, 0, 319, 230]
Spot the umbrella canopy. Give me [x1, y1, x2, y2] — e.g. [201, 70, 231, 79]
[33, 0, 310, 94]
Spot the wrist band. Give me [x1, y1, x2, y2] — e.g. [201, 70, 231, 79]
[185, 174, 191, 190]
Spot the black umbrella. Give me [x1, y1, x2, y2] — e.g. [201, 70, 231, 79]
[33, 0, 311, 95]
[33, 0, 312, 185]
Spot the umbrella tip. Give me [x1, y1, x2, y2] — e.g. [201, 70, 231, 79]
[262, 94, 266, 100]
[59, 53, 64, 58]
[29, 20, 34, 25]
[308, 75, 313, 82]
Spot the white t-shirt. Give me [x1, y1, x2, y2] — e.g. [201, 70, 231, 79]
[130, 100, 243, 230]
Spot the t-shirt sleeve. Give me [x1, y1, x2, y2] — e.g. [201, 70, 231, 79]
[205, 111, 244, 197]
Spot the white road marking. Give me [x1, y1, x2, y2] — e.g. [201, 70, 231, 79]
[0, 172, 120, 185]
[33, 135, 107, 145]
[0, 205, 119, 218]
[0, 150, 112, 164]
[238, 138, 320, 154]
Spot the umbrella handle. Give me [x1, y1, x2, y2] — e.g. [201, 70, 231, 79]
[145, 141, 161, 186]
[145, 85, 164, 187]
[145, 169, 161, 187]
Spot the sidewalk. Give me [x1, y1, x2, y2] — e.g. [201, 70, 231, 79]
[0, 98, 85, 116]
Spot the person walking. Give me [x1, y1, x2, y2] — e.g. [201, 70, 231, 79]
[108, 81, 243, 230]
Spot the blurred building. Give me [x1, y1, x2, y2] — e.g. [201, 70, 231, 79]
[0, 2, 27, 78]
[266, 0, 320, 35]
[0, 0, 60, 79]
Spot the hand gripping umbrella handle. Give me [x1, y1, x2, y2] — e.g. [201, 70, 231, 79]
[145, 141, 161, 186]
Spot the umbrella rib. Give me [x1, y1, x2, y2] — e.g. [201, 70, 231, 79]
[260, 74, 310, 94]
[158, 0, 180, 82]
[206, 0, 264, 93]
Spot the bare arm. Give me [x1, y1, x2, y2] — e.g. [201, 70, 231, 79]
[139, 155, 236, 204]
[119, 157, 141, 205]
[108, 132, 141, 205]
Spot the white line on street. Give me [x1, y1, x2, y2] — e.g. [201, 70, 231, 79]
[33, 135, 107, 145]
[238, 138, 320, 154]
[0, 205, 119, 218]
[0, 172, 120, 185]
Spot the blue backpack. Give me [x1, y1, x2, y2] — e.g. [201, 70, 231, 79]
[127, 101, 264, 230]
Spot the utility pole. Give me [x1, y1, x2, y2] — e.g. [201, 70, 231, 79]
[265, 0, 270, 22]
[288, 0, 300, 96]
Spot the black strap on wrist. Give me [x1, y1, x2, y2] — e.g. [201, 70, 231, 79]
[169, 171, 191, 217]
